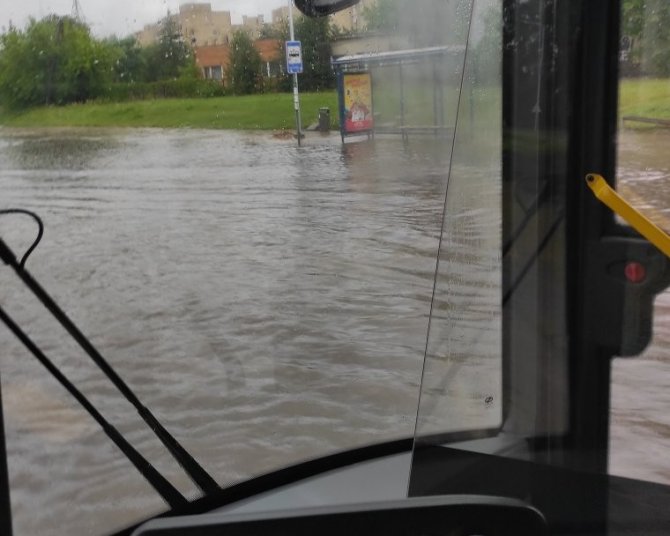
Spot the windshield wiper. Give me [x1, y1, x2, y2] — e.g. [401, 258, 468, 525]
[0, 304, 188, 510]
[0, 223, 220, 503]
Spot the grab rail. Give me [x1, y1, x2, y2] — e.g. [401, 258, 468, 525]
[586, 173, 670, 258]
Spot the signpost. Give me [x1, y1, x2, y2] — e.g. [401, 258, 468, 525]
[286, 41, 303, 74]
[286, 1, 303, 146]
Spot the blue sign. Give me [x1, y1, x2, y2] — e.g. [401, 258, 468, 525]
[286, 41, 303, 74]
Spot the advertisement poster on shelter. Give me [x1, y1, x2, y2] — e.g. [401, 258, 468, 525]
[344, 73, 374, 133]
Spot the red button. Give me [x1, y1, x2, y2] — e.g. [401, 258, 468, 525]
[624, 262, 646, 283]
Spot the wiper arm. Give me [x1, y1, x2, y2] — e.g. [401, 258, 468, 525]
[0, 235, 220, 498]
[0, 304, 188, 510]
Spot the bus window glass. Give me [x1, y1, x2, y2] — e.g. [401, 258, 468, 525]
[0, 1, 469, 534]
[412, 0, 503, 440]
[610, 0, 670, 487]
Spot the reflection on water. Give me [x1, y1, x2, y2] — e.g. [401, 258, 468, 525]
[0, 128, 448, 535]
[2, 134, 116, 171]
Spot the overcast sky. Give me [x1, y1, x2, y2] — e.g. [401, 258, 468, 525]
[0, 0, 289, 38]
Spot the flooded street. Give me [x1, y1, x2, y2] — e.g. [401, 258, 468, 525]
[0, 128, 446, 534]
[0, 126, 668, 534]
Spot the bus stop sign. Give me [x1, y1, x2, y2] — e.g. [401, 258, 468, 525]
[286, 41, 303, 74]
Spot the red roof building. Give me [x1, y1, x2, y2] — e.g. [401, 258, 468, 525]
[194, 39, 283, 85]
[194, 45, 230, 82]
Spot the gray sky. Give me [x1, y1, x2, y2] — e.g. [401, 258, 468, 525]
[0, 0, 288, 38]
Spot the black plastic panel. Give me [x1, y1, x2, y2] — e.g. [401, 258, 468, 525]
[409, 446, 670, 536]
[294, 0, 360, 17]
[134, 495, 546, 536]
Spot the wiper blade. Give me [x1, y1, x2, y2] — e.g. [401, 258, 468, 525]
[0, 234, 220, 498]
[0, 304, 188, 510]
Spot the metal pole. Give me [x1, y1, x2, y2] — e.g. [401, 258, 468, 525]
[399, 63, 405, 127]
[288, 0, 302, 146]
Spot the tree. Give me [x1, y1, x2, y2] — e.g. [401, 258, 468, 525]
[228, 30, 262, 94]
[105, 36, 147, 83]
[361, 0, 470, 47]
[622, 0, 645, 43]
[622, 0, 670, 76]
[143, 13, 196, 82]
[296, 16, 335, 91]
[640, 0, 670, 76]
[473, 0, 502, 84]
[0, 15, 117, 109]
[278, 16, 335, 92]
[362, 0, 399, 32]
[622, 0, 648, 67]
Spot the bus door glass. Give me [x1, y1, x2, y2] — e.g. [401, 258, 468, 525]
[610, 0, 670, 487]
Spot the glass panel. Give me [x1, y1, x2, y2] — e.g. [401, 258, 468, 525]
[610, 0, 670, 487]
[408, 2, 670, 534]
[0, 1, 468, 534]
[412, 0, 503, 442]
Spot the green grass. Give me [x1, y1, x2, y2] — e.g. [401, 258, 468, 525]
[619, 78, 670, 120]
[2, 78, 666, 131]
[0, 92, 339, 130]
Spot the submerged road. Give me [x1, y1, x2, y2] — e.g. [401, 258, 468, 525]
[0, 129, 446, 534]
[0, 127, 666, 534]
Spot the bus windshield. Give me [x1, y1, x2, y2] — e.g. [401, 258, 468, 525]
[0, 1, 669, 535]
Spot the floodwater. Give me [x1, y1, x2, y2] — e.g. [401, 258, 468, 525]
[0, 127, 667, 535]
[0, 128, 446, 535]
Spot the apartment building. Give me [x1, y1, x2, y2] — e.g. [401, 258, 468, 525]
[242, 15, 265, 39]
[180, 3, 233, 46]
[136, 3, 265, 48]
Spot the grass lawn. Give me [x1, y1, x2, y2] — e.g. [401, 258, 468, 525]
[0, 91, 339, 130]
[619, 78, 670, 120]
[1, 79, 668, 130]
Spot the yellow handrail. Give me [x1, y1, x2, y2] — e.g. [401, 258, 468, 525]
[585, 173, 670, 258]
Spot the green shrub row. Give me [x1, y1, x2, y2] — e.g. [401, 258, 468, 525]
[99, 79, 227, 102]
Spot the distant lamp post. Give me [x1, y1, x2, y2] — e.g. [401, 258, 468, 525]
[71, 0, 85, 21]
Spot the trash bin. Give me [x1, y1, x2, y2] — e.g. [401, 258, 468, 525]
[318, 107, 331, 132]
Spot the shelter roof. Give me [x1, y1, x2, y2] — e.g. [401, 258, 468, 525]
[332, 45, 466, 69]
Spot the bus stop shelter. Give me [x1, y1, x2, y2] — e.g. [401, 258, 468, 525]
[331, 46, 466, 143]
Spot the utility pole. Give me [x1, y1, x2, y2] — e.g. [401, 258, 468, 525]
[71, 0, 84, 21]
[287, 0, 303, 146]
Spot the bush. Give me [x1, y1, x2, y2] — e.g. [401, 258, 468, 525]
[0, 16, 117, 109]
[99, 79, 226, 102]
